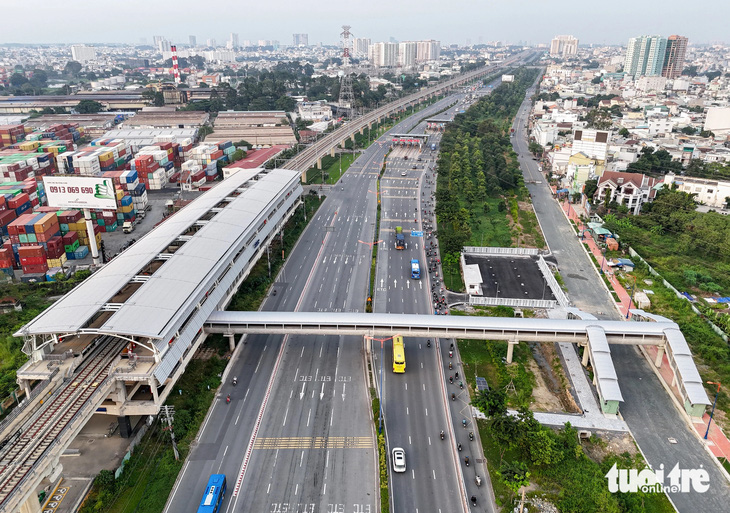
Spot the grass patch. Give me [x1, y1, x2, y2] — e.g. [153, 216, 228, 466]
[476, 416, 674, 513]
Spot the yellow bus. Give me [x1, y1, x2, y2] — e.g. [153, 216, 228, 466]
[392, 336, 406, 373]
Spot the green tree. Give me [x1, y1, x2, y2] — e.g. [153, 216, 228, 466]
[9, 73, 28, 88]
[153, 92, 165, 107]
[528, 141, 543, 156]
[198, 81, 209, 88]
[75, 100, 103, 113]
[618, 127, 630, 138]
[700, 130, 715, 138]
[64, 60, 82, 77]
[472, 388, 507, 417]
[681, 126, 697, 135]
[275, 95, 297, 112]
[584, 108, 613, 130]
[497, 460, 530, 494]
[584, 179, 598, 200]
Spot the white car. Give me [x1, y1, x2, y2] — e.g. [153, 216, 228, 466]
[392, 447, 406, 472]
[401, 171, 407, 176]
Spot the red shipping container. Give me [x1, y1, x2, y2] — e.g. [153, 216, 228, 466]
[22, 264, 48, 274]
[0, 209, 16, 227]
[62, 231, 78, 244]
[0, 196, 5, 211]
[8, 193, 29, 209]
[20, 256, 46, 265]
[18, 245, 45, 257]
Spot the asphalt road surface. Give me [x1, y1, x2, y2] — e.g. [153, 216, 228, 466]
[375, 82, 501, 513]
[512, 76, 730, 511]
[165, 93, 471, 513]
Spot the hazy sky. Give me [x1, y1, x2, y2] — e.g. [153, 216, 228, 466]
[2, 0, 728, 46]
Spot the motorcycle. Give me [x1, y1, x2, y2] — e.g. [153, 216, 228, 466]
[475, 475, 482, 487]
[458, 443, 462, 452]
[470, 496, 477, 507]
[460, 382, 464, 390]
[449, 350, 453, 358]
[272, 289, 277, 296]
[427, 340, 431, 348]
[465, 456, 470, 467]
[469, 431, 474, 441]
[232, 377, 238, 386]
[440, 430, 445, 440]
[451, 393, 456, 401]
[226, 394, 231, 404]
[448, 362, 453, 370]
[462, 419, 467, 428]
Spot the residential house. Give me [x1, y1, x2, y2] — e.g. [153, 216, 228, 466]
[664, 173, 730, 210]
[594, 171, 659, 214]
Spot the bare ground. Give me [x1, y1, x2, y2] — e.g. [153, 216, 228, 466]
[530, 342, 582, 414]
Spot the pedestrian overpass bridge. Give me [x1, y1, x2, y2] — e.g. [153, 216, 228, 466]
[204, 309, 709, 418]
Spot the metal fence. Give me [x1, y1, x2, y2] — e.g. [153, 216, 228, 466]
[463, 247, 540, 256]
[537, 256, 570, 307]
[469, 296, 557, 309]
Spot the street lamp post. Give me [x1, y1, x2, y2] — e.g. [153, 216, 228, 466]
[705, 382, 721, 440]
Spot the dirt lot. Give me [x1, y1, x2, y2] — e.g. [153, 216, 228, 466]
[529, 342, 581, 414]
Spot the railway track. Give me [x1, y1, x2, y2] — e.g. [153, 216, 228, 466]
[0, 336, 125, 506]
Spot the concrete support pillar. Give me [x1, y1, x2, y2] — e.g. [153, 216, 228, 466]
[350, 134, 355, 143]
[506, 340, 518, 364]
[150, 379, 159, 405]
[115, 381, 127, 404]
[654, 345, 665, 368]
[316, 158, 322, 170]
[330, 147, 335, 158]
[359, 127, 364, 135]
[365, 336, 372, 353]
[20, 491, 43, 513]
[21, 378, 32, 398]
[118, 415, 133, 438]
[227, 334, 236, 352]
[581, 345, 590, 367]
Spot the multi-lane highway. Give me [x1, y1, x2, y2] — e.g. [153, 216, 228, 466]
[375, 82, 500, 513]
[165, 91, 478, 513]
[512, 76, 730, 511]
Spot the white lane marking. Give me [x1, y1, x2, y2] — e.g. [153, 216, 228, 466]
[409, 435, 412, 445]
[282, 404, 289, 426]
[300, 450, 304, 467]
[428, 436, 431, 446]
[295, 484, 299, 496]
[267, 483, 271, 494]
[406, 407, 409, 415]
[433, 470, 436, 480]
[326, 450, 330, 469]
[164, 461, 190, 513]
[425, 408, 428, 416]
[300, 347, 305, 358]
[323, 483, 327, 494]
[199, 399, 218, 436]
[307, 408, 312, 427]
[320, 345, 323, 358]
[294, 368, 299, 382]
[423, 384, 426, 391]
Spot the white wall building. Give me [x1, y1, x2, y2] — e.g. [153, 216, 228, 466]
[664, 173, 730, 209]
[416, 40, 440, 62]
[353, 38, 371, 58]
[572, 128, 610, 161]
[296, 101, 332, 122]
[550, 35, 579, 58]
[398, 42, 417, 67]
[647, 117, 674, 136]
[369, 42, 398, 67]
[704, 107, 730, 134]
[71, 45, 96, 63]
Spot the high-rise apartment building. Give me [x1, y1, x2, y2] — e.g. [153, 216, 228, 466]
[189, 35, 197, 47]
[354, 38, 371, 58]
[71, 45, 96, 63]
[206, 38, 216, 48]
[549, 35, 579, 58]
[415, 40, 440, 62]
[292, 34, 309, 47]
[398, 41, 417, 67]
[157, 39, 171, 53]
[624, 36, 667, 79]
[662, 35, 688, 79]
[369, 42, 398, 67]
[227, 33, 239, 50]
[420, 40, 440, 62]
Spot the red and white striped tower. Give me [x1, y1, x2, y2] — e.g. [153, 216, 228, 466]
[171, 44, 181, 84]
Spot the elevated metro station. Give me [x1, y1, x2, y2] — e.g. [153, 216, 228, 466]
[0, 168, 302, 512]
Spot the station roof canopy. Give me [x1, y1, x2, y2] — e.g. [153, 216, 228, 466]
[17, 168, 300, 340]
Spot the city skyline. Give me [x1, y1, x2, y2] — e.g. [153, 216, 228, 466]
[1, 0, 728, 46]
